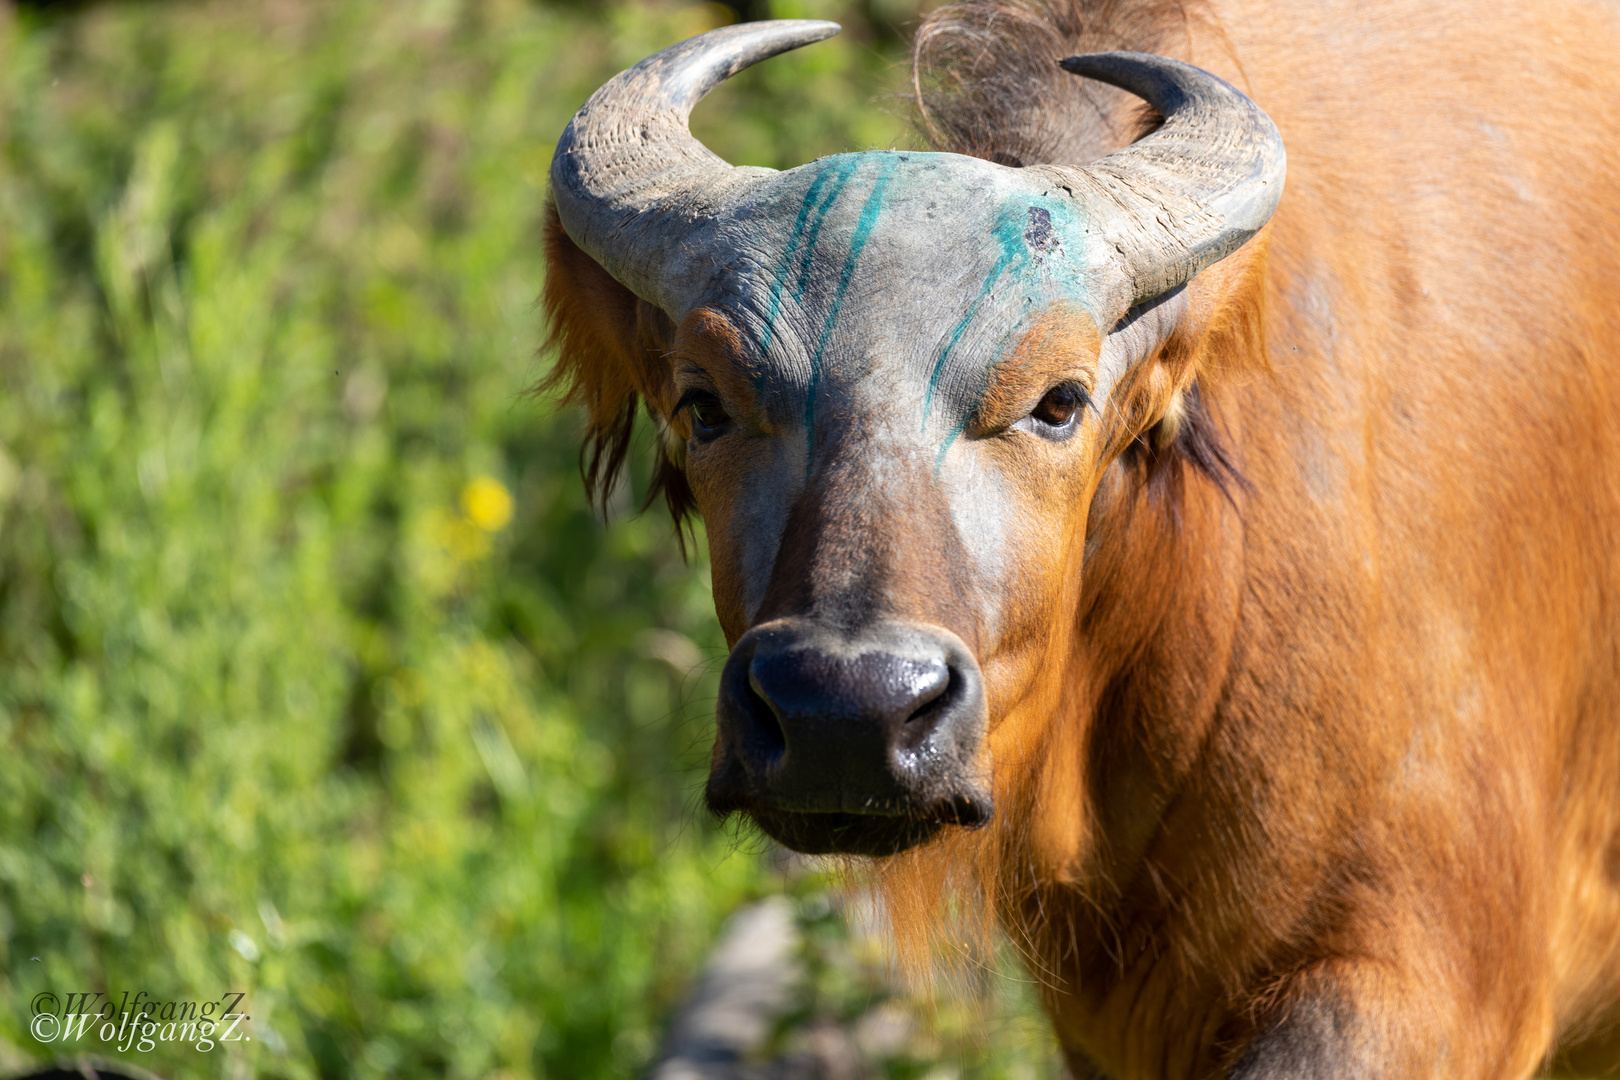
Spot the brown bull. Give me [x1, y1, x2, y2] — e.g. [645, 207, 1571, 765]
[541, 0, 1620, 1075]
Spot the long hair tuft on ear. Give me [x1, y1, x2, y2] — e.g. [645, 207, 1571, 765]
[538, 200, 698, 546]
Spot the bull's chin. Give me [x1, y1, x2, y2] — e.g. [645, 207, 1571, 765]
[747, 808, 947, 857]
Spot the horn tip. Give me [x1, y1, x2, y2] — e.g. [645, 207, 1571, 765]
[763, 18, 841, 44]
[1057, 51, 1130, 73]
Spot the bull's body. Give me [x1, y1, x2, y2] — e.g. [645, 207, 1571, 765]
[545, 0, 1620, 1074]
[1037, 1, 1620, 1074]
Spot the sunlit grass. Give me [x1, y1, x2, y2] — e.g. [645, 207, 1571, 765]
[0, 1, 1055, 1077]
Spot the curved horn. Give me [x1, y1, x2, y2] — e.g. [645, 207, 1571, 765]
[1050, 52, 1285, 316]
[551, 20, 840, 312]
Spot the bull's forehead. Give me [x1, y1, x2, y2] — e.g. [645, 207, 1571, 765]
[675, 151, 1114, 434]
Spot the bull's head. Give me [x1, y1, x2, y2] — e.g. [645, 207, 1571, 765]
[550, 21, 1283, 857]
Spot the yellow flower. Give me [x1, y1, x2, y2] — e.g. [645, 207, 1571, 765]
[461, 476, 513, 532]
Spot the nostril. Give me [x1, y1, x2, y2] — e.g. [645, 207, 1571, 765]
[904, 665, 955, 725]
[744, 670, 787, 760]
[893, 664, 959, 760]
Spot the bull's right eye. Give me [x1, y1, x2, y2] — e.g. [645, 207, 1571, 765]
[678, 390, 731, 439]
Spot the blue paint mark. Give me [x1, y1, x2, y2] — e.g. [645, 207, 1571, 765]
[935, 415, 970, 468]
[804, 155, 900, 463]
[757, 156, 861, 359]
[792, 160, 861, 302]
[922, 206, 1032, 428]
[923, 198, 1093, 456]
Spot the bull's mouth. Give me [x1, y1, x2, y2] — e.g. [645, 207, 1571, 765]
[714, 791, 993, 857]
[749, 809, 947, 856]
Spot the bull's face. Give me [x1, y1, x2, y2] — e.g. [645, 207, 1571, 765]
[551, 22, 1283, 855]
[679, 156, 1130, 854]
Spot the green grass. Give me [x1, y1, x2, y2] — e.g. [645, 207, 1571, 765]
[0, 1, 1060, 1077]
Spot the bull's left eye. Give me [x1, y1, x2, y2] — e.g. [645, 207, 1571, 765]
[678, 390, 732, 439]
[1016, 382, 1088, 439]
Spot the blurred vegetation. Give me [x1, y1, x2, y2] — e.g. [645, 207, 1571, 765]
[0, 0, 1059, 1077]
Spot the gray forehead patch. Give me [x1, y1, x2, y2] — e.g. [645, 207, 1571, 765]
[678, 151, 1110, 443]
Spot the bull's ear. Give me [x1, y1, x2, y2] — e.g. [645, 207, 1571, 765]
[1100, 233, 1269, 497]
[540, 199, 696, 531]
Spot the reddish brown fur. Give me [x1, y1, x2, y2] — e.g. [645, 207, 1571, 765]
[543, 0, 1620, 1075]
[970, 303, 1102, 435]
[540, 208, 693, 529]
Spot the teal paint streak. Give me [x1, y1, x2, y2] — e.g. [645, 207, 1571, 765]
[815, 159, 900, 368]
[792, 160, 861, 302]
[803, 155, 901, 462]
[921, 208, 1032, 429]
[757, 155, 861, 359]
[923, 197, 1095, 467]
[935, 415, 970, 469]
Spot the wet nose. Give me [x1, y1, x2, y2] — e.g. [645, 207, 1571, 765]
[753, 645, 948, 735]
[709, 621, 987, 818]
